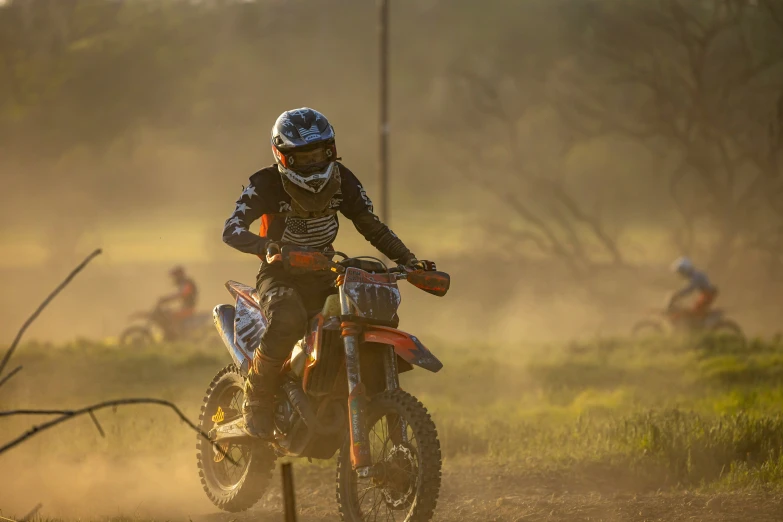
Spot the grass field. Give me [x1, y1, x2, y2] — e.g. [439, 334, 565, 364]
[1, 333, 783, 521]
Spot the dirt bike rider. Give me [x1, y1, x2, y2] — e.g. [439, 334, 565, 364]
[157, 266, 198, 339]
[668, 257, 718, 323]
[221, 107, 424, 439]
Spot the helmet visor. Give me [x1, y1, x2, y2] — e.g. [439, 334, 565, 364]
[277, 140, 337, 174]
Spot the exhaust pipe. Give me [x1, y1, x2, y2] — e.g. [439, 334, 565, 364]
[213, 304, 250, 375]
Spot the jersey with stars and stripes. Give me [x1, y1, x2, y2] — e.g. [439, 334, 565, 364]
[222, 163, 414, 262]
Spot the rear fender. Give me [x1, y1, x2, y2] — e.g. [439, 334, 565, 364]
[363, 326, 442, 373]
[234, 295, 267, 354]
[213, 304, 251, 374]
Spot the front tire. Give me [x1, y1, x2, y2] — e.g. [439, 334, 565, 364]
[336, 390, 442, 522]
[196, 365, 276, 512]
[709, 319, 746, 347]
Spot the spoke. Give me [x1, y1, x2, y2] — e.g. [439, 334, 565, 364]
[387, 413, 402, 445]
[365, 487, 378, 518]
[358, 482, 374, 506]
[357, 484, 375, 495]
[358, 478, 376, 509]
[406, 426, 418, 447]
[373, 417, 393, 462]
[371, 488, 384, 522]
[371, 425, 390, 461]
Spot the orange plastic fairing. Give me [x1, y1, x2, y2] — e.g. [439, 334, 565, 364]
[363, 326, 443, 373]
[407, 270, 450, 297]
[287, 250, 333, 271]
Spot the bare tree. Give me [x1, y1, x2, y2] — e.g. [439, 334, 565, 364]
[555, 0, 783, 274]
[434, 58, 628, 278]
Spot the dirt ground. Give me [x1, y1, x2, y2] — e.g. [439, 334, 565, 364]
[195, 461, 783, 522]
[3, 454, 782, 522]
[3, 340, 783, 522]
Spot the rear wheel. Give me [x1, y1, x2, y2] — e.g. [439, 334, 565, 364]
[336, 390, 442, 522]
[119, 326, 154, 348]
[631, 319, 665, 337]
[196, 365, 276, 512]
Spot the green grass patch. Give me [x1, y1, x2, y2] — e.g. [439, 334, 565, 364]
[3, 334, 783, 491]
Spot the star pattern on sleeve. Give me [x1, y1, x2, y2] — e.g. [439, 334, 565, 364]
[232, 226, 246, 235]
[236, 202, 250, 214]
[242, 185, 257, 198]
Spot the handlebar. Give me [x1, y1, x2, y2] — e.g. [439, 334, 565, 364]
[274, 244, 450, 297]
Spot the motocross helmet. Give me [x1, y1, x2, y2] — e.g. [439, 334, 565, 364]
[169, 265, 185, 284]
[670, 256, 694, 275]
[271, 108, 341, 214]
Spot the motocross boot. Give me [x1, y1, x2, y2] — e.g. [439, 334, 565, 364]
[242, 352, 286, 439]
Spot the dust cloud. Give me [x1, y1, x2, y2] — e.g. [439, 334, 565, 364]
[2, 1, 783, 519]
[2, 0, 781, 345]
[0, 0, 764, 347]
[0, 452, 212, 519]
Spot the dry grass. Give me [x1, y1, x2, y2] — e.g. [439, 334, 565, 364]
[2, 334, 783, 520]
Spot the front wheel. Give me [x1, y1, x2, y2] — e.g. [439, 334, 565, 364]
[709, 319, 746, 346]
[336, 390, 442, 522]
[196, 365, 276, 512]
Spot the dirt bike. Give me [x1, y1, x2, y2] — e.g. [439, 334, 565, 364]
[196, 247, 450, 520]
[632, 306, 745, 341]
[119, 303, 213, 347]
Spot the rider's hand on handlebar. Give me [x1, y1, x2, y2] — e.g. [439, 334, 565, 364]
[398, 253, 436, 272]
[414, 260, 437, 271]
[265, 241, 283, 264]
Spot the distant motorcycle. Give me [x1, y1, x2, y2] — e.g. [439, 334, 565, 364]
[632, 306, 745, 341]
[119, 302, 213, 347]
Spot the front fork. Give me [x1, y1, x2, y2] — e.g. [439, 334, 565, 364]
[340, 284, 372, 475]
[340, 286, 407, 476]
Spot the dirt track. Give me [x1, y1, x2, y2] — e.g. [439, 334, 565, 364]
[1, 444, 782, 521]
[4, 342, 783, 522]
[194, 462, 783, 522]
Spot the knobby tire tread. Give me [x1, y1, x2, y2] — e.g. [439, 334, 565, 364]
[196, 364, 276, 512]
[335, 389, 442, 522]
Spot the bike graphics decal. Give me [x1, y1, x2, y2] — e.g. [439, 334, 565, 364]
[235, 296, 267, 353]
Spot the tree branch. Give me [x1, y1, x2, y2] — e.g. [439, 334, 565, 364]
[0, 398, 237, 465]
[0, 249, 102, 385]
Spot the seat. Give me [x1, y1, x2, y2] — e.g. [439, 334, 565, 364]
[229, 280, 340, 319]
[225, 280, 262, 308]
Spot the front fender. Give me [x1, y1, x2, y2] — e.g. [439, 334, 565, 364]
[363, 326, 443, 373]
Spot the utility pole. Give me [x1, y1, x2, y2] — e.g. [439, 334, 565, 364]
[378, 0, 390, 225]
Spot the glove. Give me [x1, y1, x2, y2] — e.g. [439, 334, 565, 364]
[396, 252, 418, 267]
[264, 240, 284, 264]
[397, 253, 437, 272]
